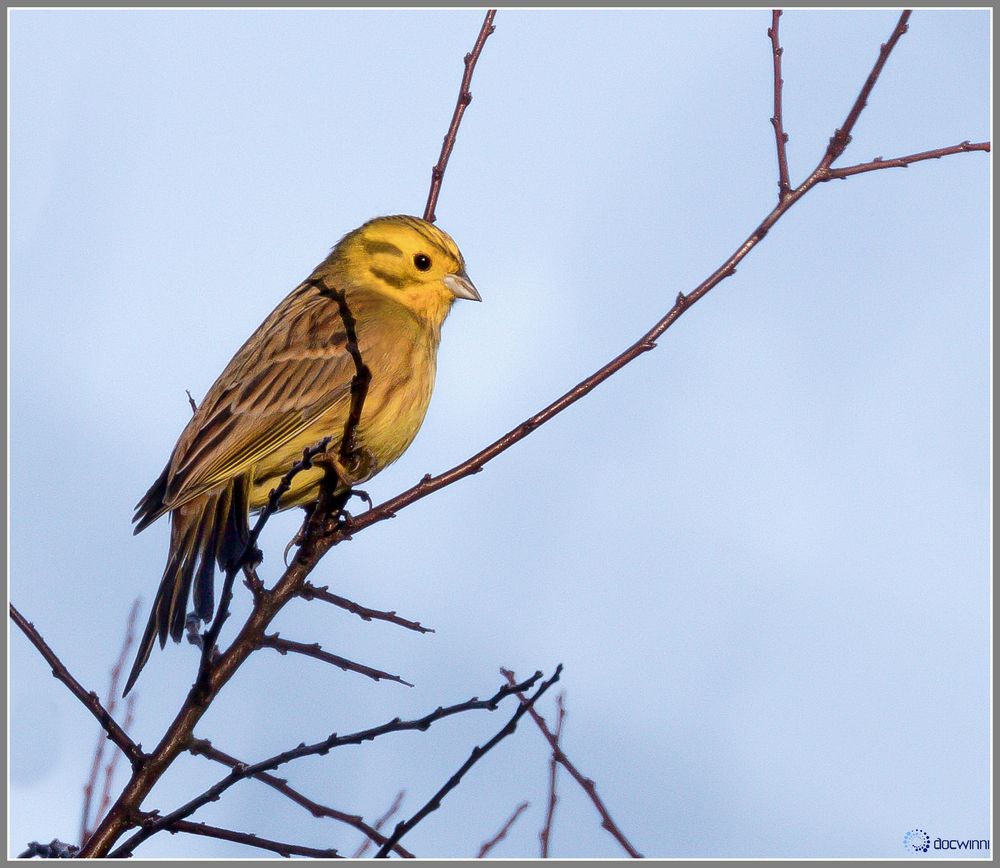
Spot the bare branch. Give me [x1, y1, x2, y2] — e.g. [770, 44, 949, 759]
[64, 13, 988, 857]
[768, 10, 792, 200]
[161, 818, 340, 859]
[502, 669, 641, 858]
[330, 14, 987, 549]
[108, 671, 545, 857]
[374, 666, 562, 858]
[478, 801, 530, 858]
[352, 791, 406, 858]
[821, 9, 912, 168]
[81, 599, 141, 844]
[93, 694, 137, 843]
[258, 632, 414, 687]
[824, 140, 991, 179]
[423, 10, 497, 223]
[190, 740, 413, 858]
[10, 604, 145, 769]
[540, 693, 566, 857]
[300, 581, 435, 633]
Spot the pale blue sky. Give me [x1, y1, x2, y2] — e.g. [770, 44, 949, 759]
[9, 9, 990, 859]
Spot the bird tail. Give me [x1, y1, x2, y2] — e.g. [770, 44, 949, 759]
[124, 477, 250, 696]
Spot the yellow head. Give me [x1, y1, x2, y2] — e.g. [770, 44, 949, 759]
[324, 215, 480, 326]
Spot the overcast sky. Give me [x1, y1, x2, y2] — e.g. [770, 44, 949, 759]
[9, 9, 990, 859]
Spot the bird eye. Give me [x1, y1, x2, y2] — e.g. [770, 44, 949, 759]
[413, 253, 432, 272]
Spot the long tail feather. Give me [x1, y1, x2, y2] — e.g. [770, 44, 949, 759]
[124, 478, 248, 697]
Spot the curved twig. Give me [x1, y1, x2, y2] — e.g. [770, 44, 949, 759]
[374, 666, 562, 858]
[190, 740, 414, 859]
[108, 672, 544, 857]
[423, 10, 497, 223]
[160, 819, 340, 859]
[300, 581, 435, 634]
[9, 605, 145, 769]
[258, 632, 413, 687]
[502, 670, 640, 858]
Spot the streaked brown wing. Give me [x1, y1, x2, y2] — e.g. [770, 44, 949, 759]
[162, 282, 356, 508]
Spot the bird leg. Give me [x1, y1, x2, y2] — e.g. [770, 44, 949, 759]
[311, 446, 379, 488]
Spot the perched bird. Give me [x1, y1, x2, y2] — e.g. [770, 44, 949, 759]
[124, 215, 480, 695]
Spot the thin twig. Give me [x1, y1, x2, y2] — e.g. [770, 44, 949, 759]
[375, 666, 562, 858]
[352, 791, 406, 858]
[94, 694, 137, 840]
[190, 740, 413, 858]
[768, 10, 792, 200]
[258, 632, 414, 687]
[502, 669, 641, 858]
[162, 818, 340, 859]
[185, 389, 197, 414]
[824, 140, 991, 179]
[478, 801, 529, 858]
[821, 10, 912, 168]
[80, 600, 141, 843]
[10, 605, 145, 768]
[331, 11, 985, 551]
[539, 693, 565, 858]
[423, 9, 497, 223]
[109, 672, 544, 857]
[300, 582, 435, 634]
[66, 13, 990, 857]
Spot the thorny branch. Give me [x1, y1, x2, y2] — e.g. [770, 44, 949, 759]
[258, 632, 414, 687]
[14, 9, 987, 859]
[160, 818, 340, 859]
[72, 17, 508, 855]
[373, 666, 562, 858]
[323, 10, 987, 550]
[190, 740, 413, 858]
[9, 605, 145, 769]
[300, 581, 435, 634]
[503, 669, 641, 859]
[109, 671, 543, 857]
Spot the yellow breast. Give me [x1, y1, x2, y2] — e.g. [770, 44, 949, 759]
[248, 295, 441, 511]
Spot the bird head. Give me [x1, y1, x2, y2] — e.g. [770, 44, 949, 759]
[328, 215, 480, 325]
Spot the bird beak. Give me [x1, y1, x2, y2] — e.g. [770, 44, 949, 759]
[443, 269, 482, 302]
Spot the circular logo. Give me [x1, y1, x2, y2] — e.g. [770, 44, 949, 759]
[904, 829, 931, 853]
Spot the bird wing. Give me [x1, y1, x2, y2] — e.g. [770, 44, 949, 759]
[161, 283, 359, 508]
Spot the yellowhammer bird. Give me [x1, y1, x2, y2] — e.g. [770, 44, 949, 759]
[124, 215, 479, 695]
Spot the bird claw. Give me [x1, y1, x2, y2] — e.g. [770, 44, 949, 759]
[313, 447, 378, 486]
[350, 488, 374, 511]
